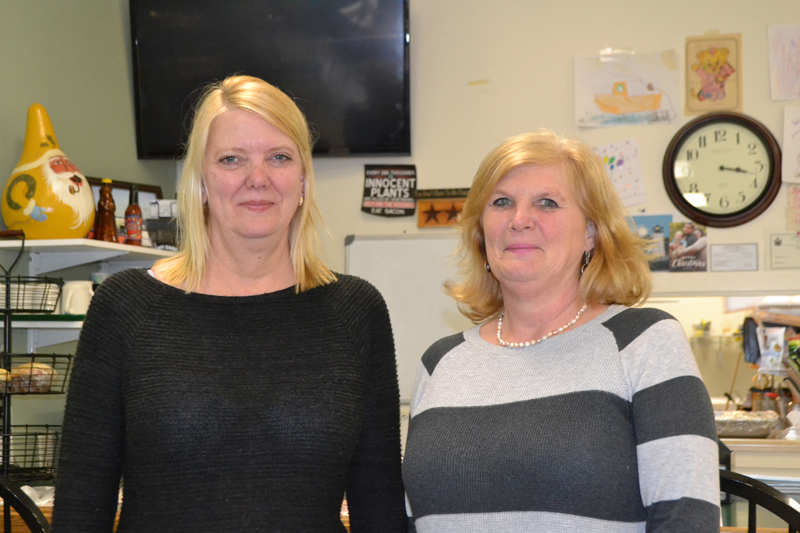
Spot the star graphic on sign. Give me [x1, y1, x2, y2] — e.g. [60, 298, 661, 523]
[423, 204, 441, 223]
[445, 203, 460, 221]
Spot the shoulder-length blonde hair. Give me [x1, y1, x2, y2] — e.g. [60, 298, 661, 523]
[154, 75, 335, 292]
[448, 129, 651, 323]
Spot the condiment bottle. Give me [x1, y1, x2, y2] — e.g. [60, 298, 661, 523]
[124, 184, 143, 246]
[93, 179, 118, 243]
[764, 392, 780, 414]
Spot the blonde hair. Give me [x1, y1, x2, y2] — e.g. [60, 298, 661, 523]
[154, 75, 335, 292]
[447, 129, 652, 323]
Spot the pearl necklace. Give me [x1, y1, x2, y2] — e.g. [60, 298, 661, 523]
[497, 303, 588, 348]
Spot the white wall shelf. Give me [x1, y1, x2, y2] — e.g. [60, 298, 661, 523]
[0, 239, 174, 276]
[0, 240, 173, 348]
[0, 320, 83, 351]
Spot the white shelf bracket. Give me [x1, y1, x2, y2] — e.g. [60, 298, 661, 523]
[28, 329, 81, 351]
[29, 251, 128, 276]
[100, 260, 162, 274]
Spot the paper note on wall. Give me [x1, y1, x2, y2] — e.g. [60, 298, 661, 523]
[789, 185, 800, 232]
[593, 139, 647, 206]
[575, 50, 679, 127]
[782, 107, 800, 184]
[769, 24, 800, 101]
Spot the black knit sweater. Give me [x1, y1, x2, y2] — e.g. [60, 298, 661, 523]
[51, 270, 407, 532]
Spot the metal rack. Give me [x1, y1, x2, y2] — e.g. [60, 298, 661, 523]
[0, 231, 69, 533]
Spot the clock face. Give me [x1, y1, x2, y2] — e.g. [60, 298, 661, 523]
[663, 113, 781, 227]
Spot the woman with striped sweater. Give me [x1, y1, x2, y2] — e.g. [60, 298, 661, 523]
[403, 130, 719, 533]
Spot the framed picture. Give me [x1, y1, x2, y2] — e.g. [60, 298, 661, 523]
[685, 32, 743, 115]
[86, 177, 163, 219]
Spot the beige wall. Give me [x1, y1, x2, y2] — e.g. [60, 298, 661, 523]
[0, 1, 175, 200]
[2, 0, 799, 295]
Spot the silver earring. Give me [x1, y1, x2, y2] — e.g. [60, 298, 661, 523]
[485, 262, 491, 272]
[580, 251, 591, 275]
[298, 196, 304, 206]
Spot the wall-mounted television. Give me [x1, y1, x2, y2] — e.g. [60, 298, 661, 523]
[129, 0, 410, 159]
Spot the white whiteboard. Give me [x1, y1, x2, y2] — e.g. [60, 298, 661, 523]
[345, 234, 474, 401]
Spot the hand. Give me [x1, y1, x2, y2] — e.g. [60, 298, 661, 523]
[718, 165, 754, 174]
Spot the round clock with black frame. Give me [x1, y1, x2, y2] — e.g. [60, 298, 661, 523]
[662, 112, 782, 228]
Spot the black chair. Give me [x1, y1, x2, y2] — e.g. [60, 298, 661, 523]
[0, 475, 49, 533]
[719, 440, 733, 504]
[720, 470, 800, 533]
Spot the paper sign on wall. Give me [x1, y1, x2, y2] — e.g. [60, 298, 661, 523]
[668, 221, 708, 272]
[783, 107, 800, 184]
[628, 214, 672, 271]
[575, 50, 679, 128]
[593, 139, 647, 206]
[362, 165, 416, 217]
[769, 24, 800, 101]
[416, 188, 469, 228]
[770, 233, 800, 269]
[685, 32, 743, 115]
[789, 185, 800, 232]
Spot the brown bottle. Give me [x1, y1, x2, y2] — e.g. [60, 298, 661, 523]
[93, 179, 118, 243]
[124, 184, 143, 246]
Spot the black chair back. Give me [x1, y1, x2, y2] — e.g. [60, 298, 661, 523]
[0, 475, 49, 532]
[720, 470, 800, 533]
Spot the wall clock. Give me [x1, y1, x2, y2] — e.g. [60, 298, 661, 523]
[662, 112, 782, 228]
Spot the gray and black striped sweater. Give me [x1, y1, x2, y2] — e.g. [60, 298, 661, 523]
[403, 305, 720, 532]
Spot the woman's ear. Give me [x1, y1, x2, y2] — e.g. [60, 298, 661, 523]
[585, 221, 596, 252]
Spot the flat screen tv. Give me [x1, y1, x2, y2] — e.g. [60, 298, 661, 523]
[130, 0, 410, 159]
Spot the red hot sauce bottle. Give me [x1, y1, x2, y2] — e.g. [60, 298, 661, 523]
[125, 184, 143, 246]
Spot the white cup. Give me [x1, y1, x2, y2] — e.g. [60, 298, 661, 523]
[61, 281, 94, 315]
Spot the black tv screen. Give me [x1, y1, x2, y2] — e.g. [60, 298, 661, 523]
[130, 0, 410, 158]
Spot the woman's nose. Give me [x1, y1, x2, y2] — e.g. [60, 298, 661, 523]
[246, 162, 271, 189]
[509, 206, 533, 230]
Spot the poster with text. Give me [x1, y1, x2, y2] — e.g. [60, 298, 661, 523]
[416, 188, 470, 228]
[668, 221, 708, 272]
[362, 165, 416, 217]
[575, 50, 679, 128]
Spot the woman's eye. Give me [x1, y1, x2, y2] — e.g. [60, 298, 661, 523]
[491, 197, 511, 207]
[273, 153, 291, 162]
[220, 155, 238, 164]
[538, 198, 559, 208]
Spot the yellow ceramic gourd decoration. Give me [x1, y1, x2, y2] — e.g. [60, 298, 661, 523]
[2, 103, 95, 239]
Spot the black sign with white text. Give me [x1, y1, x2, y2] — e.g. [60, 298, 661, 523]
[361, 164, 417, 217]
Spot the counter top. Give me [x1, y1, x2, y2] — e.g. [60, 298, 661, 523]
[722, 438, 800, 483]
[722, 438, 800, 453]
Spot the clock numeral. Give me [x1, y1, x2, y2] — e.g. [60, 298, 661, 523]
[705, 193, 712, 203]
[755, 161, 764, 172]
[714, 129, 727, 142]
[688, 183, 699, 193]
[685, 149, 699, 161]
[752, 178, 759, 188]
[738, 192, 747, 203]
[736, 132, 740, 144]
[748, 142, 757, 155]
[698, 136, 707, 148]
[719, 196, 730, 209]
